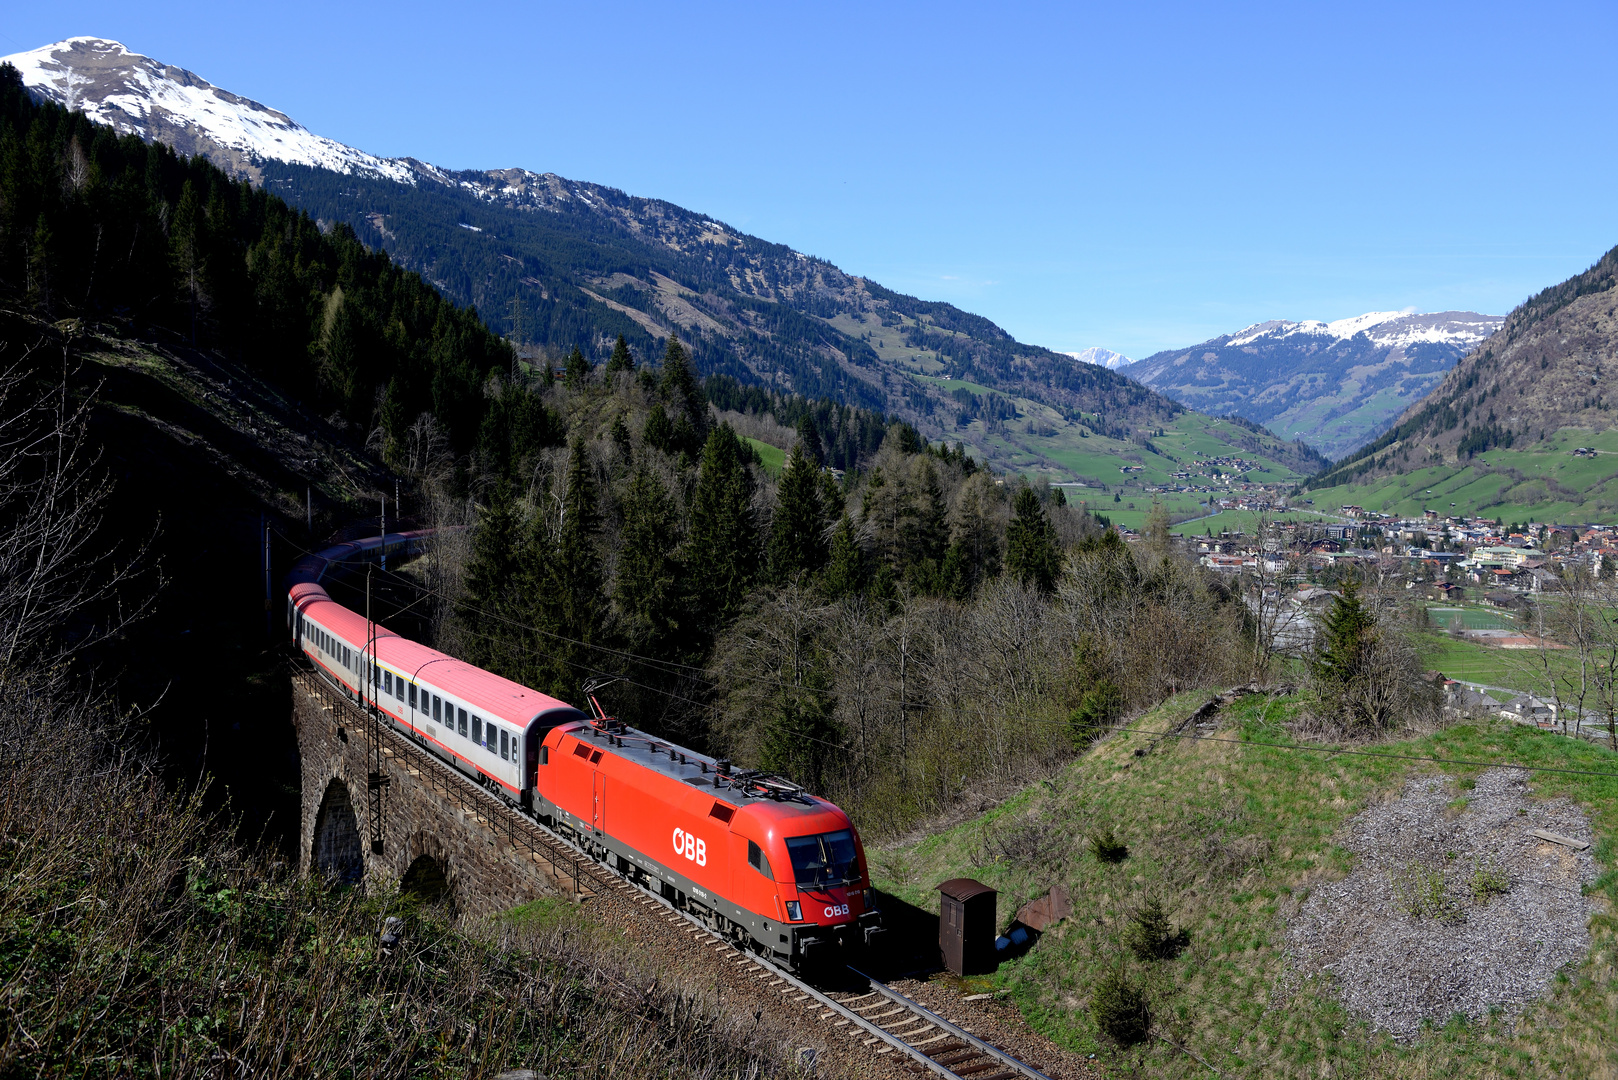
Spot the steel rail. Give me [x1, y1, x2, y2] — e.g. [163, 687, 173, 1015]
[295, 660, 1050, 1080]
[849, 969, 1054, 1080]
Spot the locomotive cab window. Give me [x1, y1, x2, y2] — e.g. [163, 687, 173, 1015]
[747, 840, 773, 879]
[784, 830, 859, 887]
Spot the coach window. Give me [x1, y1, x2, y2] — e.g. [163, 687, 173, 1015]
[471, 716, 482, 747]
[500, 730, 509, 760]
[458, 708, 468, 737]
[747, 840, 773, 879]
[433, 695, 441, 723]
[394, 677, 404, 702]
[408, 684, 417, 710]
[384, 671, 392, 696]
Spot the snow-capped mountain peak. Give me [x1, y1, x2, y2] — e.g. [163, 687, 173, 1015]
[1224, 309, 1501, 351]
[2, 37, 414, 183]
[1063, 346, 1134, 370]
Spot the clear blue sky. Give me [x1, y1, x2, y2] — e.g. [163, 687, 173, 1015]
[6, 2, 1617, 358]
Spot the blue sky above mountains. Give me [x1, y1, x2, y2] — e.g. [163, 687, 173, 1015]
[6, 0, 1616, 357]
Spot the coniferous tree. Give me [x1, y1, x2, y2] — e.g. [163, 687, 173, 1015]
[658, 337, 707, 436]
[564, 345, 591, 387]
[458, 480, 523, 672]
[604, 334, 635, 376]
[768, 443, 828, 584]
[686, 425, 759, 627]
[643, 403, 673, 453]
[615, 466, 685, 654]
[1312, 578, 1376, 689]
[796, 414, 825, 466]
[1005, 483, 1061, 592]
[822, 514, 866, 600]
[903, 461, 949, 592]
[524, 438, 603, 698]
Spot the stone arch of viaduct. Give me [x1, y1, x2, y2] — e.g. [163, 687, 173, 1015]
[292, 669, 582, 912]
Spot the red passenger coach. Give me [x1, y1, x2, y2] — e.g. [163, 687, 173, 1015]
[286, 532, 884, 972]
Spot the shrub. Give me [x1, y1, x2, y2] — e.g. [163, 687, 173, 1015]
[1125, 898, 1190, 961]
[1090, 829, 1129, 864]
[1067, 680, 1123, 747]
[1091, 970, 1151, 1047]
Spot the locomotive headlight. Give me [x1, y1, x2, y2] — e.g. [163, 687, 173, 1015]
[784, 901, 802, 921]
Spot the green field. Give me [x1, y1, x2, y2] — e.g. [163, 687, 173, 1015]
[1307, 427, 1618, 523]
[1417, 631, 1578, 696]
[869, 693, 1618, 1078]
[743, 436, 784, 476]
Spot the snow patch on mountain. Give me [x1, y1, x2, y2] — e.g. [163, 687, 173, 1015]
[1225, 309, 1501, 351]
[1064, 347, 1134, 370]
[2, 37, 415, 184]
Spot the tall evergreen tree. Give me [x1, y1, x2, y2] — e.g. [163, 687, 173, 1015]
[1005, 483, 1062, 592]
[768, 443, 828, 584]
[903, 461, 949, 592]
[686, 425, 759, 627]
[564, 345, 591, 387]
[615, 466, 684, 653]
[604, 334, 635, 376]
[1312, 578, 1377, 689]
[458, 480, 523, 672]
[524, 438, 604, 698]
[796, 414, 825, 466]
[822, 514, 866, 600]
[658, 336, 707, 432]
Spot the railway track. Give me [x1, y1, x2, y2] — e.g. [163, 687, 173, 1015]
[296, 664, 1053, 1080]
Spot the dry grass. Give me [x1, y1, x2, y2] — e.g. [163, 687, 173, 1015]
[0, 675, 798, 1079]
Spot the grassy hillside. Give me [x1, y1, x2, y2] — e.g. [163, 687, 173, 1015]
[1305, 244, 1618, 516]
[870, 694, 1618, 1078]
[1304, 427, 1618, 521]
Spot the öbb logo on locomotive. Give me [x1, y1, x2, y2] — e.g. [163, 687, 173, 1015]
[286, 529, 884, 974]
[672, 827, 708, 866]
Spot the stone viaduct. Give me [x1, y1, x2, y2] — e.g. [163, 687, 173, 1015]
[291, 668, 587, 910]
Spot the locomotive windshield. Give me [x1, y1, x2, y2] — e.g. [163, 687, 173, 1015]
[784, 830, 859, 887]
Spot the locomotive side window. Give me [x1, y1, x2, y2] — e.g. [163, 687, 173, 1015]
[748, 840, 773, 879]
[539, 745, 549, 765]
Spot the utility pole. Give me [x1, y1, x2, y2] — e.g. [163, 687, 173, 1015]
[380, 495, 387, 571]
[366, 566, 387, 855]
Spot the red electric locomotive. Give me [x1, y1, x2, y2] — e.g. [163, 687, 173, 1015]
[286, 532, 884, 972]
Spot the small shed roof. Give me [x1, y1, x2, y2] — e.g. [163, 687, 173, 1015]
[937, 878, 996, 902]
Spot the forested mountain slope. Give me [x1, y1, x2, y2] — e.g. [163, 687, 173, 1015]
[6, 37, 1326, 484]
[1124, 310, 1501, 460]
[1303, 245, 1618, 520]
